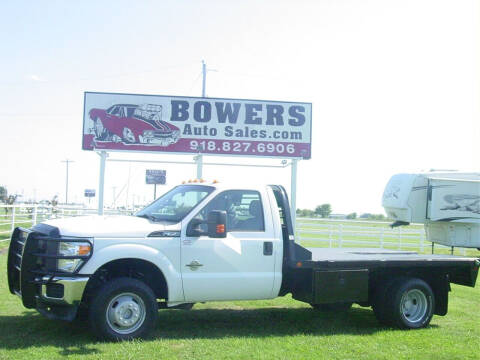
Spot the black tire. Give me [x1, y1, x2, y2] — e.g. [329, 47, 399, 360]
[88, 277, 158, 341]
[384, 278, 434, 329]
[311, 302, 352, 312]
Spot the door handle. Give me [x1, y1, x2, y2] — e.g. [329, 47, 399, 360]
[186, 260, 203, 270]
[263, 241, 273, 256]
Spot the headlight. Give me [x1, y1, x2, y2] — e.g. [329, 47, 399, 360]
[57, 242, 91, 273]
[143, 130, 154, 137]
[58, 242, 91, 256]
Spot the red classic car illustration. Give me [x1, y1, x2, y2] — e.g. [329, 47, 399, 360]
[89, 104, 180, 146]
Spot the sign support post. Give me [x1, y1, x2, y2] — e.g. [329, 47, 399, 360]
[291, 159, 298, 233]
[98, 151, 107, 215]
[196, 154, 203, 179]
[154, 184, 157, 200]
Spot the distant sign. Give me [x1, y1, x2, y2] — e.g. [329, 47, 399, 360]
[146, 170, 166, 185]
[82, 92, 312, 159]
[84, 189, 96, 198]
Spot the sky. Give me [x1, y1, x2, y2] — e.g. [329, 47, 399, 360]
[0, 0, 478, 214]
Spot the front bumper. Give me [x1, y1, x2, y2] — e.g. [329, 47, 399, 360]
[39, 276, 89, 305]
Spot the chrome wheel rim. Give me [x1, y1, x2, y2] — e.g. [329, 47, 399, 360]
[400, 289, 428, 323]
[123, 128, 136, 143]
[106, 292, 146, 335]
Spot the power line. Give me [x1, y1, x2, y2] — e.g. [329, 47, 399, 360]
[0, 61, 199, 87]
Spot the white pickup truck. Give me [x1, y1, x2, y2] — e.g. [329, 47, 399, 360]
[7, 182, 480, 340]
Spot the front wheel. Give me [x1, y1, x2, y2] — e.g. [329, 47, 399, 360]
[88, 277, 158, 341]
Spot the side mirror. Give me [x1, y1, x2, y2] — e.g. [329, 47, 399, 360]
[207, 210, 227, 238]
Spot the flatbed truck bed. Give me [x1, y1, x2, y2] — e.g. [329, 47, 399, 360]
[286, 245, 478, 322]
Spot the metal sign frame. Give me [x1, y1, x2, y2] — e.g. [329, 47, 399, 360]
[96, 149, 300, 230]
[90, 67, 308, 232]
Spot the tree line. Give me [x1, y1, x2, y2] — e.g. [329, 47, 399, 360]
[296, 203, 386, 220]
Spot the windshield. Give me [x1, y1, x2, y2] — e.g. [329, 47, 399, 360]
[136, 185, 214, 222]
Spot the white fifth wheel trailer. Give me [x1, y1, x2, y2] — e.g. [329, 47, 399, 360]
[383, 172, 480, 249]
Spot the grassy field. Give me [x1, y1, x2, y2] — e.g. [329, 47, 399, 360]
[1, 251, 480, 358]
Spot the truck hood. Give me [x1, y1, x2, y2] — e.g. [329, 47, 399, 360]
[43, 215, 179, 238]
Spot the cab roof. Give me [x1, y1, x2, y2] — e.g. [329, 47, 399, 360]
[178, 181, 269, 192]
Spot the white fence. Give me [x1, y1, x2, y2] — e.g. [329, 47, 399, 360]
[296, 217, 467, 255]
[0, 204, 131, 242]
[0, 206, 468, 255]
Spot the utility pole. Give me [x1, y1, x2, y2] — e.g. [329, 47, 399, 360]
[202, 60, 207, 97]
[196, 60, 208, 180]
[61, 159, 74, 205]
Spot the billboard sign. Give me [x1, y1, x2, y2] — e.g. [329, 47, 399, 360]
[84, 189, 96, 198]
[146, 169, 166, 185]
[83, 92, 312, 158]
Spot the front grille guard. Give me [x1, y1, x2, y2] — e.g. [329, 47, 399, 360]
[7, 227, 92, 308]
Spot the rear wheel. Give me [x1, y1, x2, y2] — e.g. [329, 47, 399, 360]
[88, 277, 158, 341]
[381, 278, 434, 329]
[311, 302, 352, 312]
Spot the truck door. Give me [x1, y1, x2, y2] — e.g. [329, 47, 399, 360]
[181, 189, 277, 301]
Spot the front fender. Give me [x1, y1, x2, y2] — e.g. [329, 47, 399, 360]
[79, 243, 184, 303]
